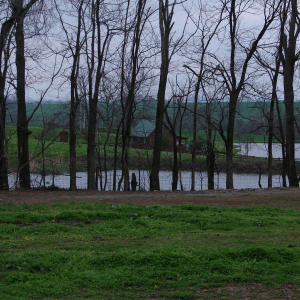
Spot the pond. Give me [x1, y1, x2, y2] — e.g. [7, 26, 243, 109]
[234, 142, 300, 160]
[8, 169, 286, 191]
[9, 142, 293, 191]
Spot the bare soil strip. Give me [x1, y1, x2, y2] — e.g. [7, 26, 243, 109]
[1, 187, 300, 209]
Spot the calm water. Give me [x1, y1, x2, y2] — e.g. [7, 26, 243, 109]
[8, 142, 291, 191]
[8, 170, 285, 191]
[234, 142, 300, 160]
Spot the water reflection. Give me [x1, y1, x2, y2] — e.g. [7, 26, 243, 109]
[9, 170, 285, 191]
[234, 142, 300, 160]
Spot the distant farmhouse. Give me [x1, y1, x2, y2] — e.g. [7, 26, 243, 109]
[130, 119, 188, 152]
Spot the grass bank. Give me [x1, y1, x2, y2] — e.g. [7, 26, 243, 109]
[0, 202, 300, 299]
[6, 126, 286, 175]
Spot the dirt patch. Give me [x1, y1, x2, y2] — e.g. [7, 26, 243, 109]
[203, 283, 300, 299]
[1, 220, 105, 227]
[136, 283, 300, 299]
[1, 187, 300, 208]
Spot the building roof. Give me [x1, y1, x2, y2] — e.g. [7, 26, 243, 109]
[131, 119, 189, 141]
[131, 119, 155, 138]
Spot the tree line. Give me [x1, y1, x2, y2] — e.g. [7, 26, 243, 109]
[0, 0, 300, 191]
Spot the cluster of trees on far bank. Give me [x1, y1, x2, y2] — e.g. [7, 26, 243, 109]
[1, 0, 300, 191]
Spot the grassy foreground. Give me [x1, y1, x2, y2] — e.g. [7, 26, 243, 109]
[0, 202, 300, 299]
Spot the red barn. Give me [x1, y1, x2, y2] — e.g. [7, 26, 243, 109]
[130, 119, 188, 152]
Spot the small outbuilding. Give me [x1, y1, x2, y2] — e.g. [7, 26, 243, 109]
[60, 130, 68, 142]
[130, 119, 188, 152]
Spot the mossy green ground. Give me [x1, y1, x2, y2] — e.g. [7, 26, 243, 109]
[0, 202, 300, 299]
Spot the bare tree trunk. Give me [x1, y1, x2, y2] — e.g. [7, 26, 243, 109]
[225, 93, 238, 189]
[190, 78, 201, 191]
[283, 59, 297, 186]
[121, 130, 130, 191]
[150, 0, 173, 191]
[113, 120, 122, 191]
[280, 0, 299, 186]
[103, 142, 108, 190]
[284, 92, 297, 186]
[0, 18, 13, 190]
[68, 0, 85, 191]
[267, 54, 281, 188]
[87, 100, 97, 190]
[178, 96, 187, 191]
[284, 53, 298, 186]
[87, 0, 111, 190]
[179, 133, 183, 191]
[268, 96, 274, 188]
[191, 85, 198, 191]
[98, 103, 114, 191]
[0, 89, 8, 190]
[220, 0, 281, 189]
[149, 81, 166, 191]
[13, 0, 42, 190]
[120, 0, 148, 191]
[275, 96, 287, 187]
[87, 14, 97, 193]
[69, 64, 80, 191]
[69, 93, 78, 191]
[15, 7, 30, 189]
[206, 112, 215, 190]
[165, 111, 178, 190]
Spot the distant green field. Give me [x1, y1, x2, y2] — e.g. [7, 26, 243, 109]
[179, 129, 268, 143]
[5, 127, 208, 174]
[6, 100, 297, 136]
[6, 124, 266, 175]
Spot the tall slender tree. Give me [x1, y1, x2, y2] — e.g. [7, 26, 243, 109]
[0, 2, 15, 190]
[215, 0, 282, 189]
[120, 0, 151, 191]
[253, 30, 283, 188]
[12, 0, 42, 189]
[85, 0, 113, 190]
[280, 0, 300, 187]
[150, 0, 185, 191]
[183, 0, 225, 190]
[55, 0, 86, 191]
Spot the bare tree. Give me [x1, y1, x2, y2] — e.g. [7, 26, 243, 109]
[183, 0, 225, 190]
[11, 0, 46, 189]
[254, 29, 283, 188]
[85, 0, 116, 190]
[0, 1, 15, 190]
[176, 84, 189, 190]
[266, 52, 281, 188]
[202, 77, 224, 190]
[95, 81, 120, 191]
[165, 97, 179, 190]
[55, 0, 87, 191]
[275, 94, 287, 186]
[253, 0, 300, 188]
[150, 0, 186, 191]
[214, 0, 282, 189]
[280, 0, 300, 186]
[119, 0, 152, 191]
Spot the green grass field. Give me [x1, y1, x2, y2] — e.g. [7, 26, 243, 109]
[5, 126, 246, 169]
[6, 126, 211, 173]
[0, 202, 300, 299]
